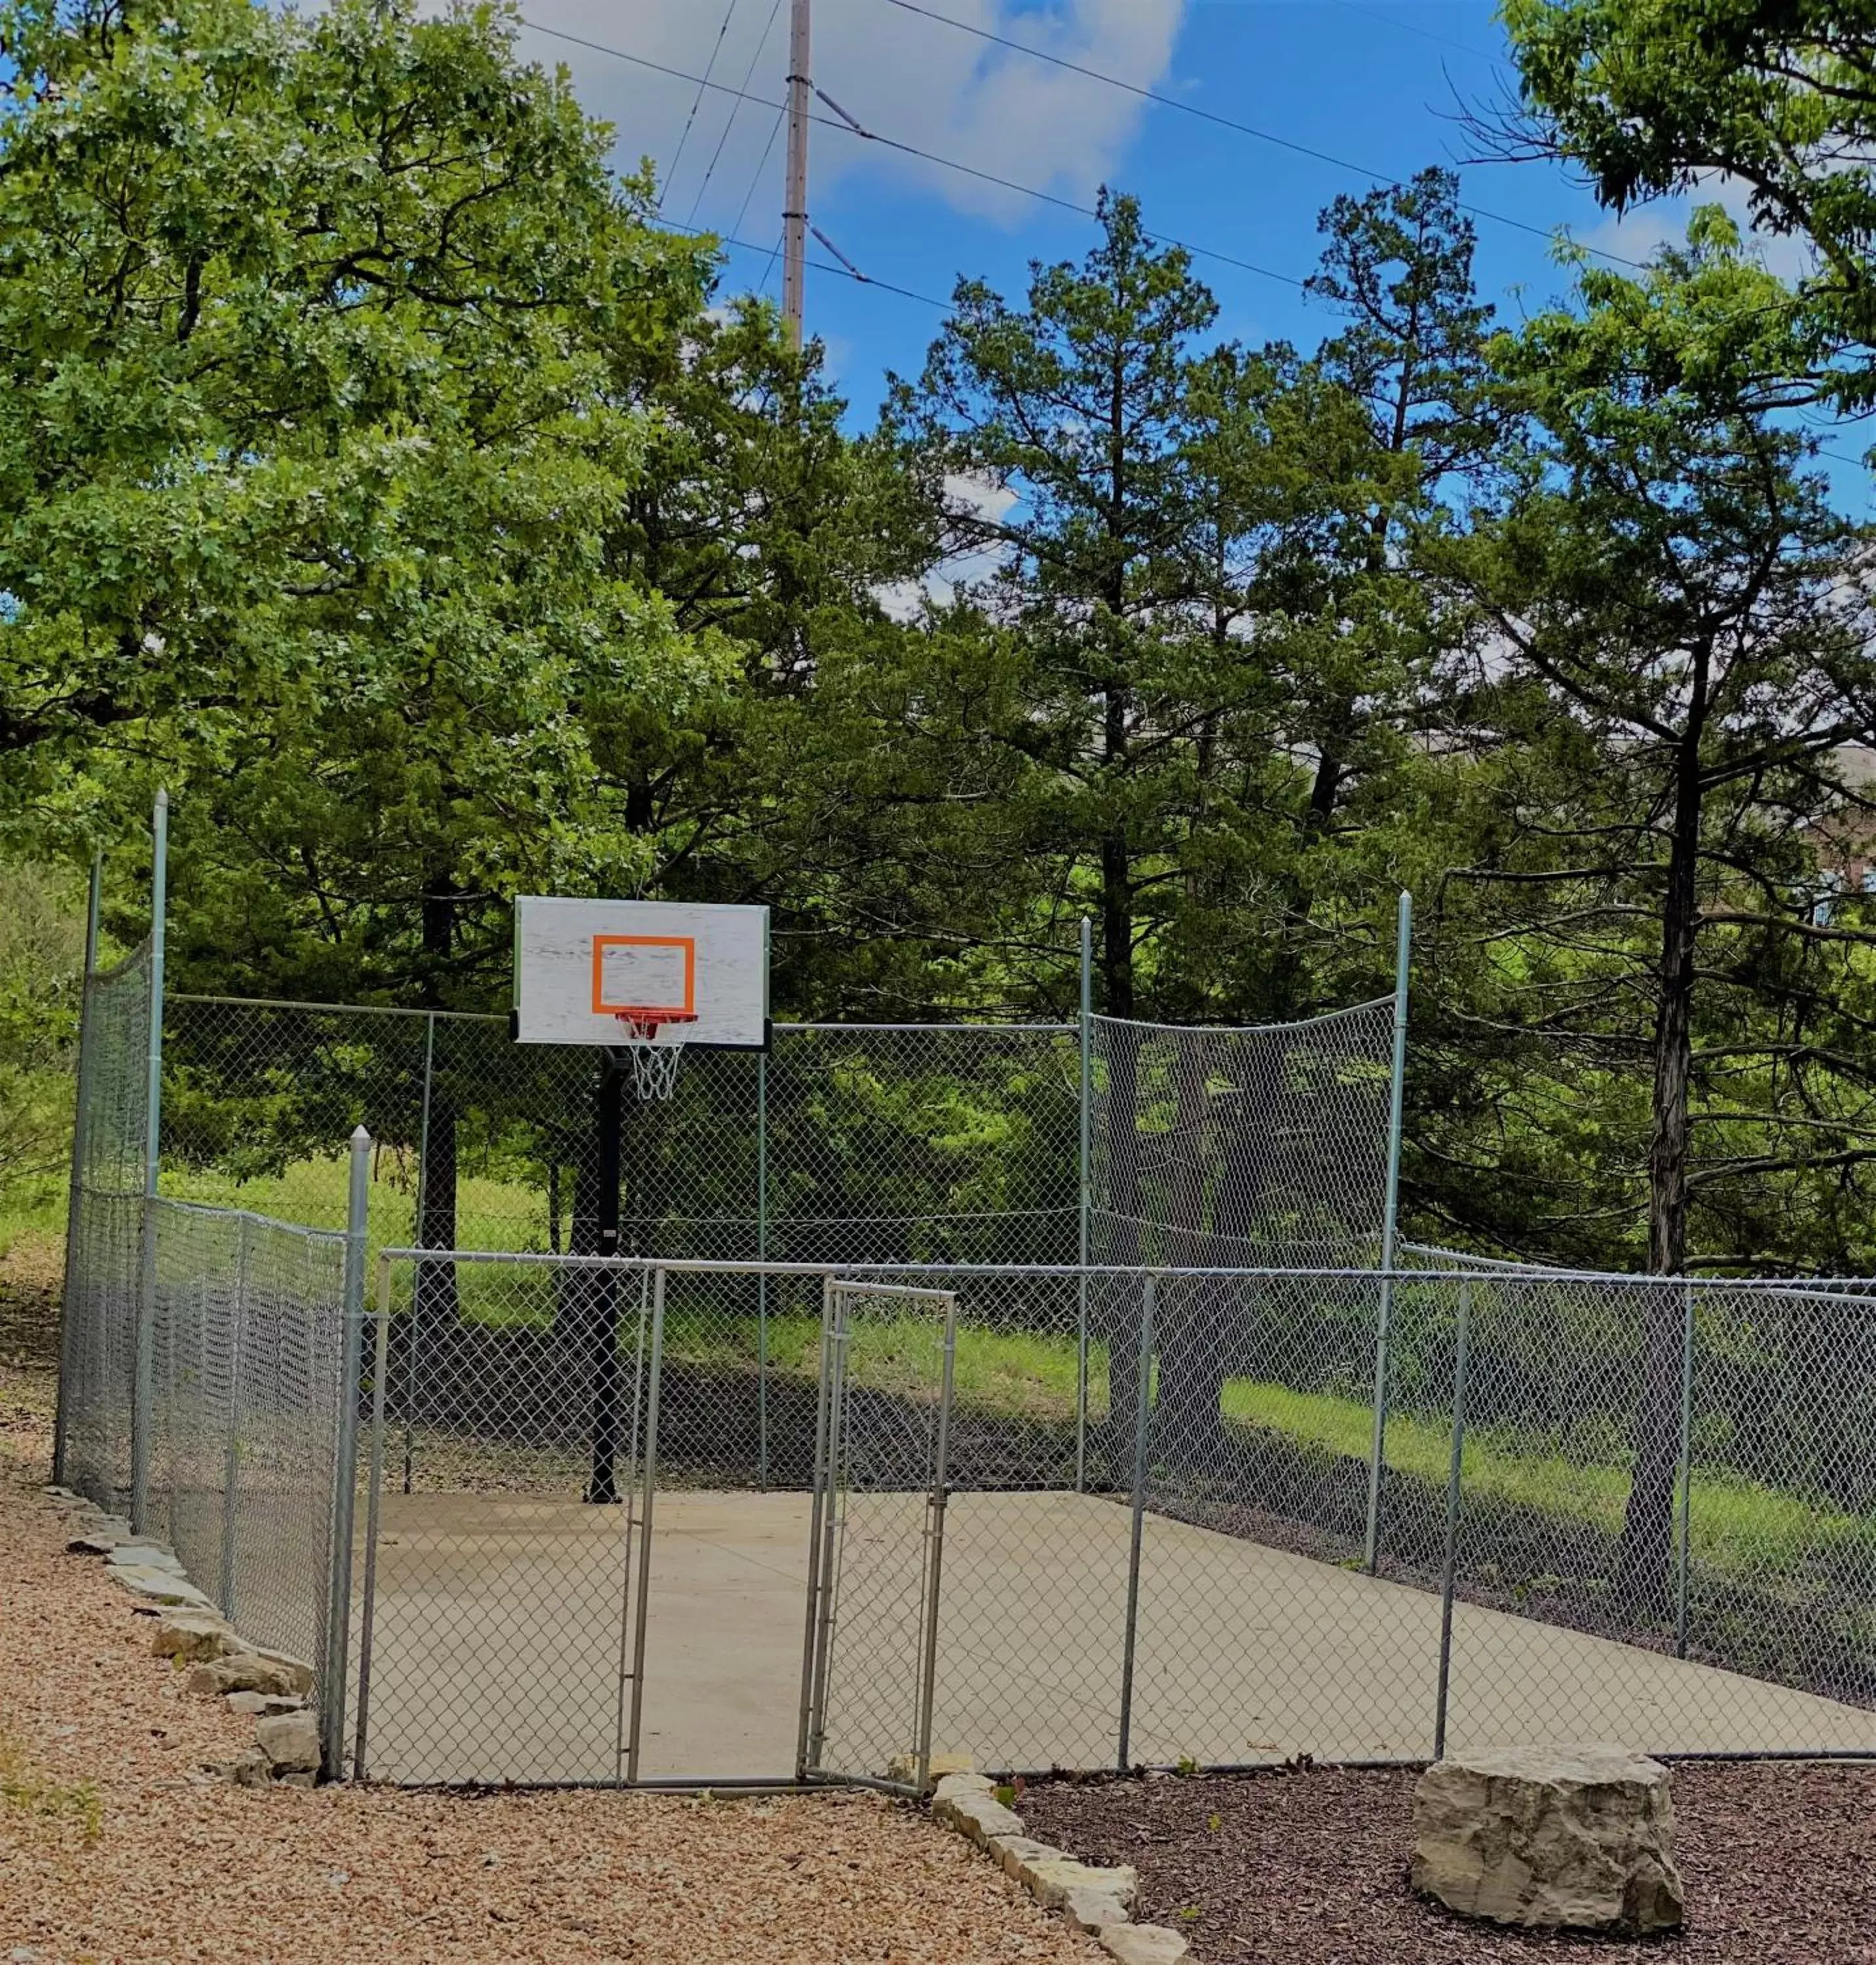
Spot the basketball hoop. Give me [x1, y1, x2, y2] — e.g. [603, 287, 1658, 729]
[610, 1007, 697, 1102]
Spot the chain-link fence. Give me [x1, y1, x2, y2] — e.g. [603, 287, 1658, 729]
[331, 1253, 1876, 1790]
[56, 965, 358, 1723]
[65, 956, 1876, 1789]
[54, 941, 152, 1507]
[1091, 1002, 1397, 1271]
[143, 1201, 350, 1687]
[159, 1001, 1086, 1267]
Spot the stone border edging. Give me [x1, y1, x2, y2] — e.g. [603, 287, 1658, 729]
[44, 1484, 320, 1789]
[929, 1770, 1190, 1964]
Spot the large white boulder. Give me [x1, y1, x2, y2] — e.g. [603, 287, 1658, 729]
[1411, 1744, 1685, 1935]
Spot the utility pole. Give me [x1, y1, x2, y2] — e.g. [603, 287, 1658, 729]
[782, 0, 810, 348]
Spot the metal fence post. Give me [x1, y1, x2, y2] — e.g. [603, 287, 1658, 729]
[757, 1052, 770, 1491]
[320, 1126, 371, 1779]
[352, 1252, 396, 1781]
[1674, 1281, 1697, 1659]
[1076, 916, 1093, 1493]
[52, 852, 104, 1489]
[218, 1213, 250, 1625]
[625, 1264, 667, 1784]
[1433, 1279, 1471, 1761]
[130, 792, 168, 1535]
[1116, 1272, 1156, 1772]
[612, 1267, 655, 1785]
[1363, 888, 1412, 1573]
[914, 1293, 958, 1793]
[808, 1277, 848, 1770]
[797, 1273, 837, 1780]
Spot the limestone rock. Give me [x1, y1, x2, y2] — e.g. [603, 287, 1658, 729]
[66, 1530, 126, 1556]
[1411, 1744, 1684, 1936]
[111, 1565, 213, 1609]
[886, 1750, 976, 1791]
[225, 1691, 308, 1718]
[150, 1611, 240, 1664]
[1060, 1888, 1130, 1934]
[1098, 1926, 1187, 1965]
[931, 1771, 995, 1806]
[932, 1789, 1023, 1845]
[255, 1711, 321, 1777]
[1026, 1859, 1138, 1913]
[105, 1543, 183, 1575]
[986, 1834, 1071, 1885]
[186, 1649, 314, 1699]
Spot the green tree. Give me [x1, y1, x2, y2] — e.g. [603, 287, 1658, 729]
[1491, 0, 1876, 399]
[887, 193, 1408, 1451]
[1425, 214, 1876, 1603]
[0, 0, 715, 834]
[0, 0, 751, 1305]
[1297, 168, 1493, 845]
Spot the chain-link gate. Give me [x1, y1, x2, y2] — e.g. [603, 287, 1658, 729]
[350, 1254, 658, 1784]
[802, 1279, 958, 1794]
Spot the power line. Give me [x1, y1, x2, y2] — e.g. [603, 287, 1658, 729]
[662, 0, 741, 212]
[662, 216, 952, 310]
[878, 0, 1651, 272]
[812, 84, 1302, 288]
[519, 18, 1302, 290]
[685, 0, 785, 230]
[1326, 0, 1514, 71]
[730, 105, 787, 243]
[517, 7, 1875, 476]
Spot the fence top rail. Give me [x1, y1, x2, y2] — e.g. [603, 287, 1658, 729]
[169, 992, 499, 1023]
[1095, 996, 1394, 1037]
[829, 1279, 960, 1301]
[166, 994, 1077, 1036]
[166, 990, 1395, 1041]
[367, 1246, 1876, 1298]
[151, 1195, 349, 1243]
[88, 936, 153, 988]
[1403, 1239, 1876, 1300]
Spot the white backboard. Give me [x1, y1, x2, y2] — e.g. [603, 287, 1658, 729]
[513, 898, 769, 1049]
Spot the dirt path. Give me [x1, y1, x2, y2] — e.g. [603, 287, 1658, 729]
[0, 1365, 1099, 1965]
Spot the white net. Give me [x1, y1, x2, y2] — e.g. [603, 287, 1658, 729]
[618, 1030, 686, 1103]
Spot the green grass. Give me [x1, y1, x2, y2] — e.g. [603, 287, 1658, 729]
[160, 1155, 552, 1251]
[1221, 1378, 1874, 1581]
[0, 1182, 66, 1257]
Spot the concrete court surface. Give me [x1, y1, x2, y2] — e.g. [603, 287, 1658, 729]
[351, 1488, 1876, 1786]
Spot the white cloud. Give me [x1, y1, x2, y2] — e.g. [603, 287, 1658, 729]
[517, 0, 1188, 242]
[1581, 170, 1816, 284]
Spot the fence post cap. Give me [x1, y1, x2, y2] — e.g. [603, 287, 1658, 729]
[350, 1125, 372, 1148]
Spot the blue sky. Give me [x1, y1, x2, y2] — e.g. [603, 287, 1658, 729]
[522, 0, 1870, 510]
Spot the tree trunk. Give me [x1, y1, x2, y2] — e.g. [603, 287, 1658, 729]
[1156, 1040, 1224, 1463]
[1620, 715, 1704, 1613]
[1099, 1020, 1144, 1482]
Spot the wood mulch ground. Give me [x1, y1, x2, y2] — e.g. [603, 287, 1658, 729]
[0, 1364, 1100, 1965]
[1022, 1759, 1876, 1963]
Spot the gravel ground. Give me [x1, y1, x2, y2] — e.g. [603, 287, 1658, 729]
[0, 1365, 1100, 1964]
[1023, 1760, 1876, 1962]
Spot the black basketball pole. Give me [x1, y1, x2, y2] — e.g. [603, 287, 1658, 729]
[584, 1054, 625, 1505]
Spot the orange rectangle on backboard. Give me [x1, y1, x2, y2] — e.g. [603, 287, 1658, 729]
[591, 935, 696, 1016]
